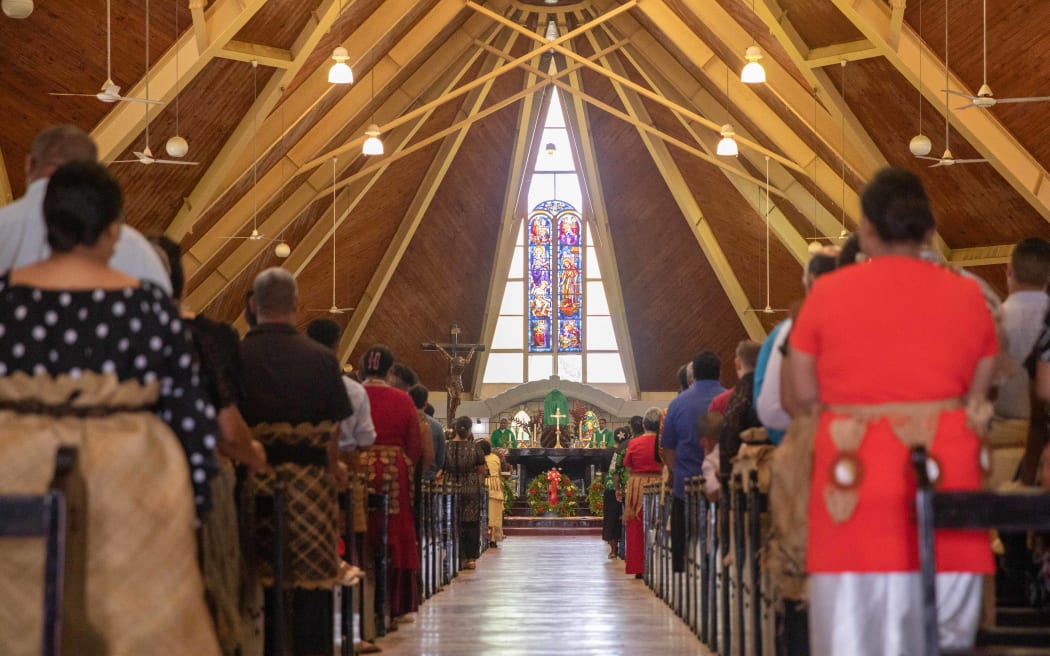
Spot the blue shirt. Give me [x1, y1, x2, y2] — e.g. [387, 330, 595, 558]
[661, 379, 725, 498]
[753, 321, 787, 444]
[424, 415, 446, 480]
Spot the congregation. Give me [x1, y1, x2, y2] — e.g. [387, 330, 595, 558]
[2, 123, 1050, 656]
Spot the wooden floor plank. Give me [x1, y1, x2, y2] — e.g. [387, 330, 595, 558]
[378, 535, 712, 655]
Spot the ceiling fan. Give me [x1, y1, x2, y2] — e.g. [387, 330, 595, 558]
[111, 0, 199, 167]
[307, 158, 356, 316]
[916, 0, 988, 168]
[49, 0, 160, 106]
[947, 0, 1050, 110]
[747, 156, 788, 316]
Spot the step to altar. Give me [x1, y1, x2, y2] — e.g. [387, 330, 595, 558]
[503, 515, 603, 536]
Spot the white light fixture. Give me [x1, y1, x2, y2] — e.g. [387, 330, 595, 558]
[165, 135, 189, 158]
[717, 124, 738, 157]
[328, 47, 354, 84]
[274, 242, 291, 258]
[362, 124, 384, 156]
[741, 45, 766, 84]
[909, 134, 933, 157]
[807, 241, 824, 255]
[2, 0, 33, 18]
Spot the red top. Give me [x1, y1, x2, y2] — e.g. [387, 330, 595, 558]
[364, 383, 423, 465]
[708, 388, 733, 415]
[624, 433, 662, 474]
[791, 256, 997, 574]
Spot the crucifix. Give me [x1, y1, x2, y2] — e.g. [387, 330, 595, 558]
[421, 323, 486, 423]
[550, 407, 566, 449]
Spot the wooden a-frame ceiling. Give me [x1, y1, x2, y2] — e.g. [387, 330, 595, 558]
[2, 0, 1049, 394]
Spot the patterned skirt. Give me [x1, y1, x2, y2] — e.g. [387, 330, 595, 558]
[0, 372, 220, 656]
[251, 421, 338, 589]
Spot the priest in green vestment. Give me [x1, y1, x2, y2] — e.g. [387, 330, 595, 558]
[490, 417, 516, 448]
[595, 418, 615, 448]
[543, 389, 570, 427]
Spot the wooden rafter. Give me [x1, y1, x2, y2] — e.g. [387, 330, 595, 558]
[217, 40, 294, 68]
[561, 31, 765, 341]
[184, 3, 489, 310]
[559, 33, 642, 397]
[182, 0, 470, 280]
[585, 27, 808, 266]
[299, 0, 641, 172]
[467, 0, 807, 177]
[337, 29, 525, 365]
[92, 0, 271, 162]
[168, 0, 422, 243]
[948, 245, 1013, 267]
[829, 0, 1050, 223]
[471, 54, 546, 396]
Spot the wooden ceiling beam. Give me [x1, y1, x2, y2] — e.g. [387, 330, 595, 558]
[337, 31, 525, 365]
[803, 40, 880, 69]
[563, 31, 764, 341]
[92, 0, 270, 163]
[182, 0, 470, 278]
[471, 51, 547, 396]
[299, 0, 639, 172]
[217, 40, 294, 69]
[588, 29, 809, 266]
[551, 79, 789, 200]
[947, 245, 1013, 268]
[0, 147, 12, 206]
[560, 30, 641, 397]
[168, 0, 413, 243]
[829, 0, 1050, 223]
[468, 0, 806, 177]
[183, 2, 485, 310]
[614, 2, 870, 235]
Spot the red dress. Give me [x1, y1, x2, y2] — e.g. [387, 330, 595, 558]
[363, 382, 423, 616]
[623, 433, 663, 575]
[790, 256, 997, 574]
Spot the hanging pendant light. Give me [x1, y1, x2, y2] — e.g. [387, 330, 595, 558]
[362, 124, 384, 156]
[741, 45, 766, 84]
[717, 125, 738, 157]
[361, 52, 382, 155]
[274, 241, 291, 258]
[328, 46, 354, 84]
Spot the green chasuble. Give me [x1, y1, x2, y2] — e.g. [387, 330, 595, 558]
[543, 389, 570, 427]
[595, 428, 614, 448]
[490, 427, 515, 448]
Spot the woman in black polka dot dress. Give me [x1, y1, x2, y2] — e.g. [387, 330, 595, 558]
[0, 162, 221, 655]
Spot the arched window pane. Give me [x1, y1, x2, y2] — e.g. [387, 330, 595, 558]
[528, 354, 553, 381]
[558, 354, 583, 382]
[482, 353, 523, 384]
[500, 281, 524, 315]
[492, 316, 523, 349]
[586, 281, 608, 314]
[587, 353, 626, 383]
[586, 316, 617, 350]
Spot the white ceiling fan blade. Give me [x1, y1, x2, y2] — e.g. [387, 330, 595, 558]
[115, 96, 164, 105]
[915, 155, 942, 161]
[929, 161, 946, 168]
[155, 160, 200, 166]
[954, 158, 989, 164]
[956, 103, 977, 111]
[943, 89, 975, 99]
[995, 96, 1050, 104]
[108, 159, 141, 164]
[49, 92, 96, 97]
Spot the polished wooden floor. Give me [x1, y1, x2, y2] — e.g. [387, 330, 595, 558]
[378, 536, 713, 655]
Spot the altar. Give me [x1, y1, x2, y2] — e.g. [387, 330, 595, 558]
[506, 447, 614, 497]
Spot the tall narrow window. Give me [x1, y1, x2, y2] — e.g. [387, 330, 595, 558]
[482, 80, 628, 391]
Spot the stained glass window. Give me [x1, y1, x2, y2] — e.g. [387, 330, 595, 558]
[528, 200, 583, 354]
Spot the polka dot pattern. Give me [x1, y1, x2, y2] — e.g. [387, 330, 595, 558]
[0, 275, 217, 517]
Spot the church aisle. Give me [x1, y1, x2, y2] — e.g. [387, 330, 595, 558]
[378, 536, 712, 655]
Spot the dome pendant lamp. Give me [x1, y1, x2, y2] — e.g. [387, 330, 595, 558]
[740, 0, 766, 84]
[328, 47, 354, 84]
[361, 52, 383, 156]
[717, 125, 739, 157]
[741, 45, 766, 84]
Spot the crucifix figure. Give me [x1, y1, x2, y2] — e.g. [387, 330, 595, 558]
[421, 323, 486, 422]
[550, 407, 566, 449]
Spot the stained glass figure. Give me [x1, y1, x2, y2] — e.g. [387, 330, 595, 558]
[529, 201, 583, 353]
